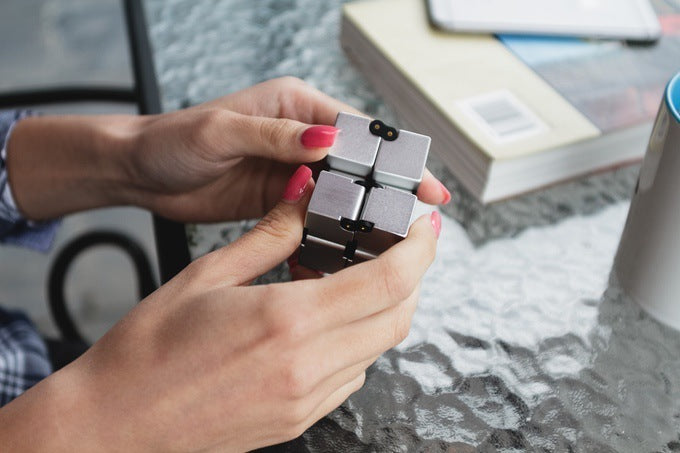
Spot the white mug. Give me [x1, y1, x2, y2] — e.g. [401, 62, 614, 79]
[615, 72, 680, 330]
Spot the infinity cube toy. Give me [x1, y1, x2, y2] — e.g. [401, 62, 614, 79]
[298, 112, 431, 274]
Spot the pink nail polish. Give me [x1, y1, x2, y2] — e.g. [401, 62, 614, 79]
[439, 181, 452, 205]
[301, 125, 339, 148]
[431, 211, 442, 239]
[283, 165, 312, 202]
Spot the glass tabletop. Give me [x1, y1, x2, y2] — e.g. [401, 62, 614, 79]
[144, 0, 680, 450]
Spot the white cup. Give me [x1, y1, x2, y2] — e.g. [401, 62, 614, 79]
[615, 72, 680, 330]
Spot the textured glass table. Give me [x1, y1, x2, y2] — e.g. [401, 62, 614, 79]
[145, 1, 680, 451]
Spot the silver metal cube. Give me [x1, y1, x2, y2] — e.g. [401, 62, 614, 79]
[299, 170, 365, 273]
[326, 112, 381, 177]
[299, 234, 348, 274]
[373, 130, 430, 192]
[353, 186, 417, 263]
[298, 112, 431, 274]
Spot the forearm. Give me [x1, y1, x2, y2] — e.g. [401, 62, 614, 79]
[0, 365, 96, 452]
[6, 115, 142, 220]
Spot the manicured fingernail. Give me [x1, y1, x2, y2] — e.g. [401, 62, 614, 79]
[301, 125, 339, 148]
[439, 181, 452, 205]
[431, 211, 442, 239]
[283, 165, 312, 203]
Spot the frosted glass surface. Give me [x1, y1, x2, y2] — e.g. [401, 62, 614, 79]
[145, 1, 680, 450]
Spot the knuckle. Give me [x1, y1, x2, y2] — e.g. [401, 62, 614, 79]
[182, 257, 205, 279]
[272, 77, 316, 120]
[258, 118, 294, 149]
[276, 76, 307, 90]
[259, 289, 309, 342]
[184, 251, 237, 285]
[189, 109, 222, 140]
[252, 207, 298, 243]
[186, 109, 234, 158]
[179, 255, 213, 285]
[279, 360, 314, 400]
[379, 258, 412, 302]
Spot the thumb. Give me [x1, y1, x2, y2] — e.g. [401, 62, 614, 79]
[199, 165, 314, 287]
[227, 112, 339, 163]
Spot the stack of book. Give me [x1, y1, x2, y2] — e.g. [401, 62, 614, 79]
[341, 0, 680, 203]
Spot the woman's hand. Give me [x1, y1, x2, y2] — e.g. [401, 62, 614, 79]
[126, 77, 450, 222]
[0, 167, 440, 452]
[7, 77, 450, 222]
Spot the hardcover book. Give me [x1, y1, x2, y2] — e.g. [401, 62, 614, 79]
[341, 0, 680, 203]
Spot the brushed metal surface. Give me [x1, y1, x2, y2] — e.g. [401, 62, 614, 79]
[326, 112, 381, 177]
[374, 129, 430, 191]
[304, 170, 364, 245]
[298, 234, 346, 274]
[357, 186, 417, 256]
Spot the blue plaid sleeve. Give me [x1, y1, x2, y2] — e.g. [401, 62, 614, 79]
[0, 111, 57, 406]
[0, 307, 52, 406]
[0, 110, 60, 252]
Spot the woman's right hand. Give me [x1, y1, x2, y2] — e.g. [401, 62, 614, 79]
[0, 166, 439, 452]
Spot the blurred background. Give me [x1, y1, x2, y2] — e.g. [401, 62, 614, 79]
[0, 0, 155, 341]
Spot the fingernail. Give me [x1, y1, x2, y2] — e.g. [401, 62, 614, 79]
[439, 181, 452, 205]
[430, 211, 442, 239]
[283, 165, 312, 203]
[301, 125, 339, 148]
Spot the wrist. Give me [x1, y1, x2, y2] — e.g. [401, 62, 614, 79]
[0, 362, 100, 452]
[86, 115, 147, 209]
[6, 115, 143, 220]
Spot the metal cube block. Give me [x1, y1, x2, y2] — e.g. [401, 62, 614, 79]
[298, 112, 431, 274]
[353, 186, 417, 261]
[326, 112, 381, 177]
[299, 170, 365, 272]
[299, 234, 348, 274]
[373, 130, 430, 192]
[303, 170, 365, 244]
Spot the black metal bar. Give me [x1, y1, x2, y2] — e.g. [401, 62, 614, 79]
[48, 230, 158, 344]
[122, 0, 192, 283]
[0, 86, 136, 108]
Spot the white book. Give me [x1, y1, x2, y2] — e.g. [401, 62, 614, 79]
[341, 0, 680, 203]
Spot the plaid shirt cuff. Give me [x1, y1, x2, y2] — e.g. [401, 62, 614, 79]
[0, 307, 52, 406]
[0, 110, 60, 253]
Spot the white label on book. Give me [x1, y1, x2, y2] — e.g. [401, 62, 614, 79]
[457, 90, 547, 143]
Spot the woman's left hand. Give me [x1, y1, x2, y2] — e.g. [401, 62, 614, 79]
[7, 77, 450, 223]
[127, 76, 451, 222]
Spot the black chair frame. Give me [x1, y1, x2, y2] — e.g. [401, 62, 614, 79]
[0, 0, 190, 285]
[0, 0, 192, 343]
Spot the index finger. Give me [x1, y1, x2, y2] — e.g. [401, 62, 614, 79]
[306, 211, 439, 329]
[213, 77, 451, 204]
[209, 77, 363, 125]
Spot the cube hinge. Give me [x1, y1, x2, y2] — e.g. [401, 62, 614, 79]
[369, 119, 399, 141]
